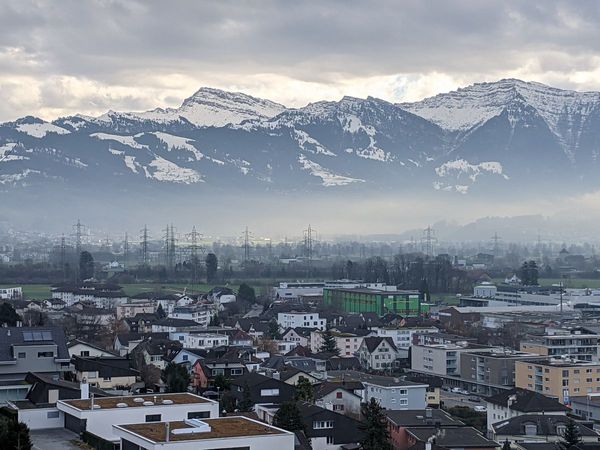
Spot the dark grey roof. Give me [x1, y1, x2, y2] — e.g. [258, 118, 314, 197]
[72, 356, 139, 378]
[362, 336, 398, 353]
[485, 388, 569, 413]
[0, 326, 69, 362]
[314, 382, 361, 399]
[326, 357, 361, 371]
[406, 426, 498, 448]
[491, 415, 598, 437]
[327, 370, 424, 387]
[153, 318, 199, 327]
[386, 409, 464, 427]
[24, 372, 108, 405]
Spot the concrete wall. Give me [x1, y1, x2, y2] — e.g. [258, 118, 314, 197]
[18, 407, 64, 430]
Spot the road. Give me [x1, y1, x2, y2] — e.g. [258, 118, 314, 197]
[441, 390, 486, 410]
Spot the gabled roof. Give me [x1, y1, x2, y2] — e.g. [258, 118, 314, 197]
[279, 367, 315, 382]
[385, 409, 464, 427]
[491, 415, 598, 437]
[24, 372, 109, 405]
[314, 382, 361, 399]
[485, 388, 569, 413]
[0, 326, 70, 362]
[67, 339, 118, 356]
[326, 357, 361, 371]
[406, 426, 498, 448]
[153, 318, 198, 327]
[362, 336, 398, 353]
[72, 356, 139, 378]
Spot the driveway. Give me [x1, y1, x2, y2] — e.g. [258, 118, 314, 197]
[31, 428, 82, 450]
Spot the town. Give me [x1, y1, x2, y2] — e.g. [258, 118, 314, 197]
[1, 227, 600, 450]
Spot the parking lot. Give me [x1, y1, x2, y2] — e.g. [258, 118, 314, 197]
[441, 390, 487, 411]
[31, 428, 81, 450]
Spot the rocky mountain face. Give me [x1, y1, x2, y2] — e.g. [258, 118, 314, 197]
[2, 79, 600, 208]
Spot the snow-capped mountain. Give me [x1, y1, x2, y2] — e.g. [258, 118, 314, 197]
[2, 79, 600, 213]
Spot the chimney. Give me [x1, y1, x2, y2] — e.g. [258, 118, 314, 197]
[80, 378, 90, 400]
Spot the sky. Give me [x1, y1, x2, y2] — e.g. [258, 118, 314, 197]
[2, 0, 600, 122]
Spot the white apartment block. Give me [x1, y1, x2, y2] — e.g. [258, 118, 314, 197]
[310, 330, 367, 357]
[371, 326, 439, 357]
[278, 312, 326, 331]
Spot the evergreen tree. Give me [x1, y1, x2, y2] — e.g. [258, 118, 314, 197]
[161, 362, 190, 393]
[0, 303, 21, 327]
[238, 283, 256, 302]
[238, 381, 254, 412]
[359, 398, 393, 450]
[502, 440, 511, 450]
[205, 253, 218, 283]
[319, 329, 340, 355]
[267, 319, 282, 340]
[156, 303, 167, 319]
[273, 401, 305, 433]
[0, 416, 32, 450]
[79, 251, 95, 281]
[557, 420, 582, 450]
[209, 314, 220, 326]
[295, 376, 314, 403]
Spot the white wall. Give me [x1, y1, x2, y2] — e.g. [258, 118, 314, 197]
[18, 407, 64, 430]
[58, 398, 219, 443]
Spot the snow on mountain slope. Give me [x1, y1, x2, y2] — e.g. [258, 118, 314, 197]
[125, 87, 286, 127]
[16, 122, 70, 138]
[90, 133, 149, 149]
[298, 154, 364, 186]
[401, 79, 600, 139]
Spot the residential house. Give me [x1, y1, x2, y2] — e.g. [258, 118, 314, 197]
[57, 392, 219, 447]
[116, 301, 156, 320]
[296, 401, 363, 450]
[113, 416, 294, 450]
[230, 372, 296, 405]
[0, 326, 71, 403]
[152, 318, 201, 333]
[386, 409, 465, 450]
[358, 336, 401, 371]
[327, 370, 429, 410]
[281, 327, 314, 348]
[404, 426, 498, 450]
[372, 326, 439, 357]
[485, 388, 569, 432]
[314, 382, 362, 418]
[310, 329, 371, 357]
[277, 367, 319, 386]
[68, 339, 118, 358]
[490, 415, 599, 445]
[72, 356, 139, 390]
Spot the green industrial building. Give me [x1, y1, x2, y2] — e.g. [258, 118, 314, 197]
[323, 288, 429, 317]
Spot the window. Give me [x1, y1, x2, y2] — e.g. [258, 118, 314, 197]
[230, 368, 243, 376]
[260, 389, 280, 396]
[313, 421, 334, 429]
[333, 404, 344, 411]
[38, 351, 54, 358]
[80, 351, 90, 357]
[524, 423, 537, 436]
[188, 411, 210, 419]
[47, 411, 59, 419]
[336, 392, 343, 399]
[145, 414, 161, 422]
[327, 436, 335, 444]
[103, 377, 111, 381]
[17, 352, 26, 358]
[182, 355, 188, 361]
[212, 369, 225, 376]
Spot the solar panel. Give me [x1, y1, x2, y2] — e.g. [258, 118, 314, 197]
[21, 330, 53, 342]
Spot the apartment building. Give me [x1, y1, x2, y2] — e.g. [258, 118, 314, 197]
[371, 326, 439, 357]
[411, 342, 492, 377]
[310, 329, 370, 357]
[520, 327, 599, 362]
[515, 357, 600, 404]
[459, 350, 545, 394]
[277, 312, 326, 331]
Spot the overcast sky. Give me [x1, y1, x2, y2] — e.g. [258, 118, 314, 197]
[2, 0, 600, 122]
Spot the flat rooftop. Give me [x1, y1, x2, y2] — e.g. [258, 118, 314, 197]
[60, 393, 210, 410]
[324, 287, 419, 295]
[117, 417, 285, 442]
[519, 358, 600, 368]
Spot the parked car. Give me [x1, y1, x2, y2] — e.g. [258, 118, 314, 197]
[474, 405, 487, 412]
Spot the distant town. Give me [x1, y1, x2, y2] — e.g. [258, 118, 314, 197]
[0, 223, 600, 449]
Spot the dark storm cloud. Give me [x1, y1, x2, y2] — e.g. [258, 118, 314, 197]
[1, 0, 600, 120]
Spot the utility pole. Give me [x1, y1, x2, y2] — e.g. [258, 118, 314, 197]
[421, 226, 437, 258]
[242, 226, 252, 263]
[60, 234, 66, 282]
[491, 232, 502, 259]
[123, 232, 129, 270]
[304, 224, 316, 275]
[140, 225, 149, 267]
[187, 226, 203, 287]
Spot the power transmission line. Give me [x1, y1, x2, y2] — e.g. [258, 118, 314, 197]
[242, 226, 252, 262]
[123, 232, 129, 270]
[140, 225, 149, 267]
[421, 226, 437, 257]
